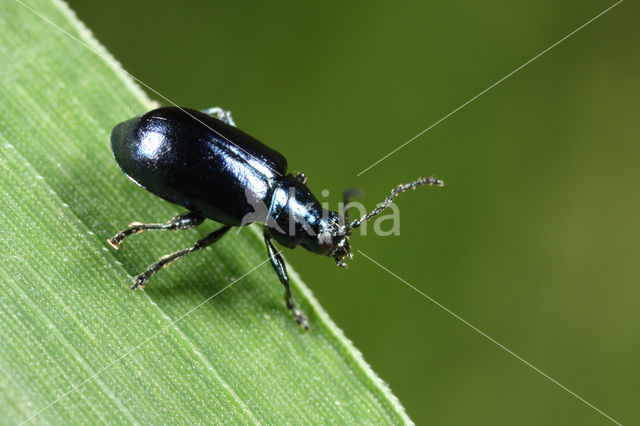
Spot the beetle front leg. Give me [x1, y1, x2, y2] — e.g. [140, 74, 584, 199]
[108, 211, 205, 249]
[201, 107, 235, 126]
[264, 233, 309, 330]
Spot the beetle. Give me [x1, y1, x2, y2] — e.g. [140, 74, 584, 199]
[108, 106, 443, 329]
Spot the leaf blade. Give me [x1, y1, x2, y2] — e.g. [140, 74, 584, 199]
[0, 0, 411, 424]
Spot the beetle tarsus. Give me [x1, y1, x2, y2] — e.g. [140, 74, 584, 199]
[292, 308, 309, 330]
[131, 272, 150, 291]
[107, 236, 121, 250]
[201, 106, 235, 126]
[285, 293, 309, 330]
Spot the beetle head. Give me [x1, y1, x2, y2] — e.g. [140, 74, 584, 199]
[314, 211, 353, 268]
[330, 234, 353, 268]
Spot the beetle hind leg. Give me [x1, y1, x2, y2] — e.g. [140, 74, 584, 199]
[264, 232, 309, 330]
[201, 106, 235, 126]
[108, 211, 205, 249]
[131, 224, 232, 290]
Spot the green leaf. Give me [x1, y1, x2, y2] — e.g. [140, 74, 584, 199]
[0, 0, 410, 423]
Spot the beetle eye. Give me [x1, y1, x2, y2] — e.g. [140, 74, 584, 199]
[318, 230, 332, 246]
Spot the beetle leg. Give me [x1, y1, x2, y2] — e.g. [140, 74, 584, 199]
[108, 211, 205, 249]
[264, 233, 309, 330]
[293, 172, 307, 185]
[131, 224, 232, 291]
[201, 106, 236, 126]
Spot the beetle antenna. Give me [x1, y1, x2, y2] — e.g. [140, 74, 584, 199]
[349, 177, 443, 229]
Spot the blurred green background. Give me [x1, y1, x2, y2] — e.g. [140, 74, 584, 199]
[66, 1, 639, 424]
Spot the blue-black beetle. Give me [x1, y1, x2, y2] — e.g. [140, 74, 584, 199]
[108, 106, 443, 329]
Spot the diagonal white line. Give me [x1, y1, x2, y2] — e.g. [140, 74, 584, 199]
[20, 254, 275, 425]
[356, 0, 624, 176]
[14, 0, 283, 177]
[357, 249, 622, 425]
